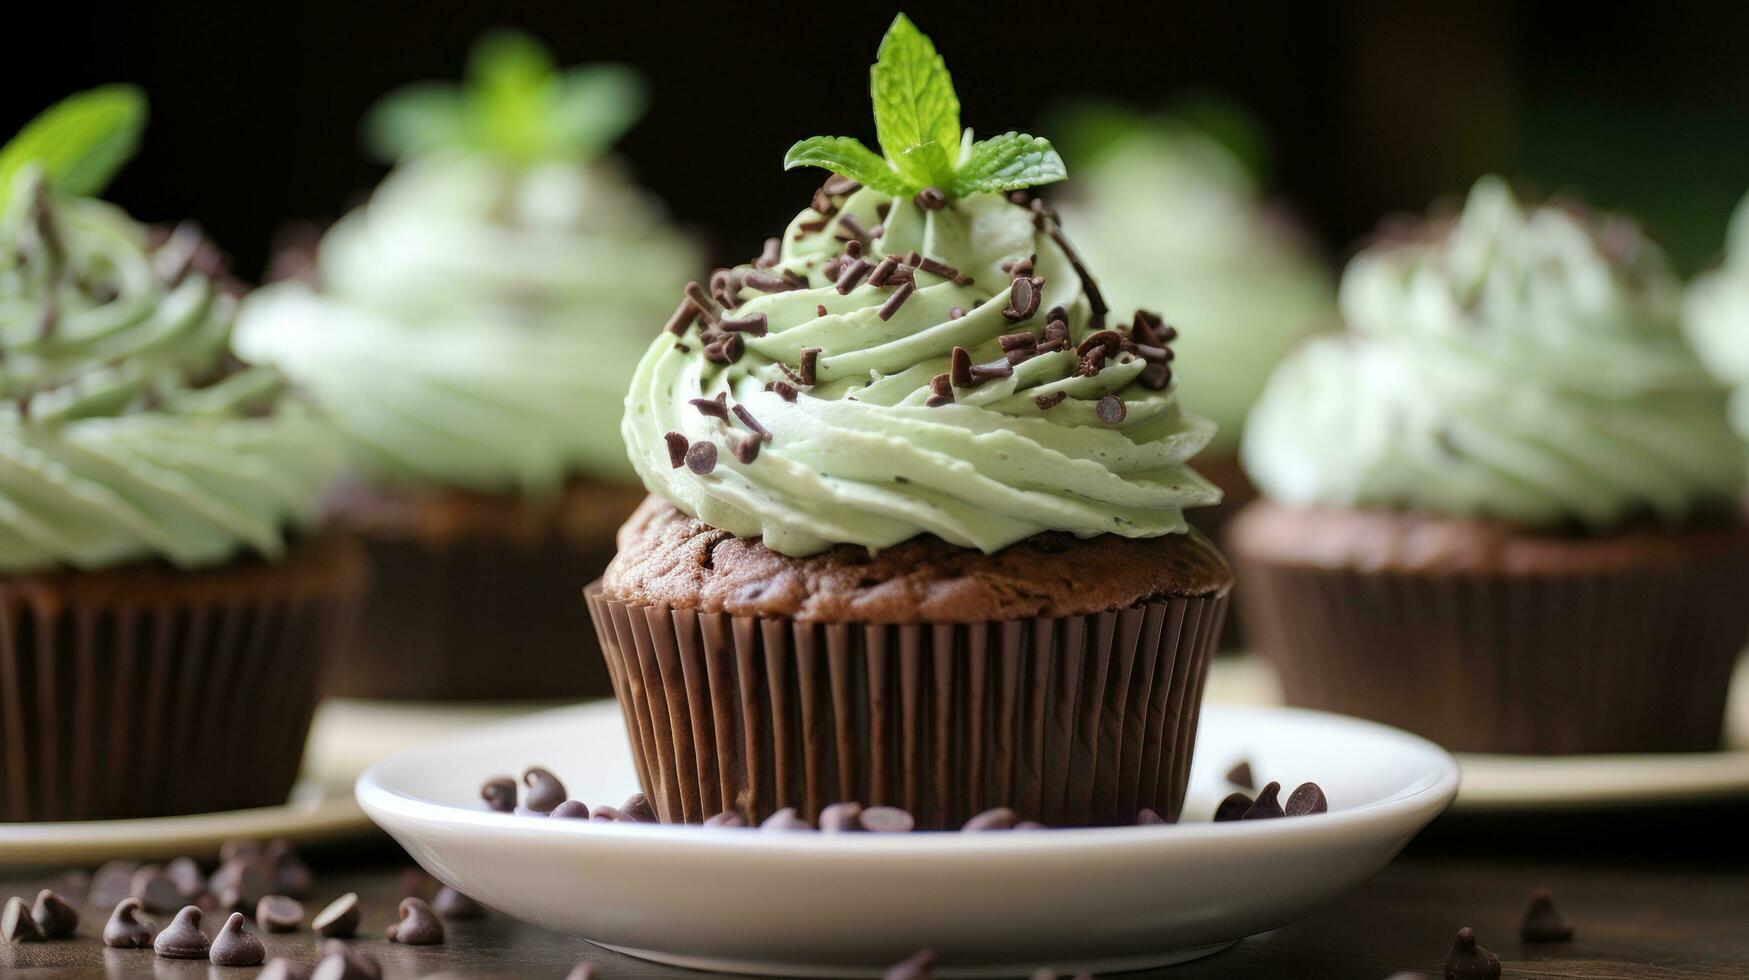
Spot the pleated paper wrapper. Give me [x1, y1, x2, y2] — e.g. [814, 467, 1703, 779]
[0, 536, 364, 822]
[587, 582, 1228, 829]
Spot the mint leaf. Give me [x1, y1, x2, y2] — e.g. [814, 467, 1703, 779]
[549, 65, 646, 160]
[0, 85, 147, 205]
[362, 82, 469, 162]
[870, 13, 960, 187]
[467, 29, 558, 163]
[783, 137, 910, 195]
[948, 132, 1067, 195]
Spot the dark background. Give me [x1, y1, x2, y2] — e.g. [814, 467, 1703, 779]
[13, 1, 1749, 277]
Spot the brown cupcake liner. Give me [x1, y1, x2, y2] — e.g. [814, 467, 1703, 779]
[1236, 545, 1749, 755]
[0, 535, 365, 822]
[586, 582, 1228, 829]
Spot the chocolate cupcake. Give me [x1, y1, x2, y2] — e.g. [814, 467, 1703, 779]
[1234, 177, 1749, 754]
[237, 32, 698, 700]
[0, 89, 362, 820]
[589, 16, 1230, 829]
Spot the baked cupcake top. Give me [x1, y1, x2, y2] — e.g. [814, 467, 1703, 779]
[1244, 176, 1742, 530]
[1683, 192, 1749, 441]
[237, 31, 698, 493]
[1051, 107, 1335, 455]
[623, 15, 1219, 558]
[0, 89, 343, 574]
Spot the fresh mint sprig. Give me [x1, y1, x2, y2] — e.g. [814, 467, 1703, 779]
[784, 14, 1066, 200]
[363, 28, 646, 165]
[0, 85, 148, 208]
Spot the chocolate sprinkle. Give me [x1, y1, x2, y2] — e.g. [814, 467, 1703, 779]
[742, 270, 798, 293]
[904, 250, 969, 285]
[663, 298, 699, 336]
[704, 333, 745, 364]
[1033, 391, 1067, 410]
[709, 268, 740, 310]
[731, 403, 774, 442]
[767, 380, 798, 401]
[1445, 927, 1502, 980]
[685, 441, 719, 475]
[1096, 394, 1127, 425]
[799, 347, 821, 385]
[877, 280, 915, 320]
[998, 332, 1038, 352]
[970, 357, 1014, 383]
[664, 432, 689, 469]
[1285, 782, 1328, 816]
[816, 303, 829, 317]
[867, 255, 902, 286]
[1002, 276, 1043, 322]
[914, 187, 947, 210]
[720, 313, 769, 336]
[836, 213, 869, 246]
[835, 257, 872, 293]
[689, 393, 730, 418]
[1521, 887, 1575, 943]
[682, 281, 721, 324]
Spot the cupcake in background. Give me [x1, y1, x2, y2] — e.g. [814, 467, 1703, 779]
[0, 88, 361, 820]
[1684, 192, 1749, 445]
[591, 16, 1229, 828]
[239, 31, 700, 700]
[1234, 176, 1749, 755]
[1049, 100, 1336, 540]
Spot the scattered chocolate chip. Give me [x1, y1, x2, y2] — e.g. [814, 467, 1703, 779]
[1033, 391, 1067, 410]
[1096, 394, 1127, 425]
[255, 895, 303, 933]
[209, 856, 272, 911]
[1076, 330, 1121, 357]
[209, 911, 265, 966]
[819, 802, 866, 832]
[386, 897, 444, 945]
[1242, 781, 1285, 820]
[914, 187, 947, 210]
[859, 806, 916, 833]
[590, 805, 624, 822]
[1285, 782, 1328, 817]
[91, 861, 138, 909]
[264, 840, 312, 899]
[313, 941, 380, 980]
[1226, 761, 1254, 789]
[567, 962, 600, 980]
[705, 811, 748, 828]
[721, 313, 769, 336]
[1213, 792, 1252, 822]
[549, 800, 591, 819]
[27, 889, 77, 939]
[1445, 927, 1501, 979]
[131, 863, 185, 914]
[768, 380, 798, 401]
[398, 867, 439, 902]
[433, 886, 486, 920]
[877, 279, 915, 320]
[521, 767, 566, 813]
[312, 892, 360, 939]
[811, 186, 840, 217]
[885, 947, 937, 980]
[1040, 318, 1070, 352]
[760, 807, 814, 831]
[1002, 276, 1044, 322]
[102, 898, 154, 948]
[962, 807, 1022, 831]
[799, 347, 821, 386]
[162, 855, 205, 901]
[619, 792, 658, 823]
[998, 332, 1037, 352]
[481, 776, 517, 812]
[2, 896, 44, 943]
[1521, 887, 1575, 942]
[260, 958, 315, 980]
[153, 906, 210, 959]
[664, 431, 690, 469]
[664, 298, 700, 336]
[1136, 808, 1166, 826]
[685, 441, 719, 475]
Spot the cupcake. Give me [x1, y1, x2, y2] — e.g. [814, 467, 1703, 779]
[1050, 104, 1336, 539]
[589, 16, 1230, 829]
[1684, 192, 1749, 444]
[238, 32, 699, 700]
[0, 88, 361, 820]
[1234, 176, 1749, 755]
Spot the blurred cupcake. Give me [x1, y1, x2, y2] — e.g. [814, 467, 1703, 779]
[239, 32, 699, 700]
[589, 16, 1230, 828]
[1050, 103, 1335, 541]
[0, 89, 361, 820]
[1233, 176, 1749, 754]
[1684, 192, 1749, 445]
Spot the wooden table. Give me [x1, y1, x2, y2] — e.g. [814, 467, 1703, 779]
[3, 803, 1746, 979]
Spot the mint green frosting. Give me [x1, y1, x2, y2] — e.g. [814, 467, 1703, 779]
[1684, 192, 1749, 441]
[624, 187, 1220, 557]
[237, 153, 698, 492]
[1054, 128, 1335, 454]
[0, 169, 343, 573]
[1244, 176, 1742, 529]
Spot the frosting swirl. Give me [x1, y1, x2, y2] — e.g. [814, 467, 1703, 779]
[624, 185, 1219, 557]
[1684, 192, 1749, 440]
[1054, 128, 1335, 454]
[1244, 176, 1742, 529]
[0, 170, 343, 573]
[238, 153, 698, 492]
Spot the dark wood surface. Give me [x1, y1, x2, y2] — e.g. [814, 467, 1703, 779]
[3, 804, 1747, 979]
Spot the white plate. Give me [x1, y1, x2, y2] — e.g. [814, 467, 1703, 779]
[358, 701, 1458, 978]
[1207, 654, 1749, 812]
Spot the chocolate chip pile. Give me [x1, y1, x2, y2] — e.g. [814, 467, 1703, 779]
[1213, 758, 1329, 822]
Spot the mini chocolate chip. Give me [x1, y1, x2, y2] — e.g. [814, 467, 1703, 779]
[685, 441, 718, 475]
[260, 958, 315, 980]
[386, 897, 444, 945]
[521, 767, 566, 813]
[29, 889, 77, 939]
[312, 892, 360, 938]
[819, 802, 865, 832]
[1520, 887, 1575, 942]
[1226, 761, 1254, 789]
[3, 896, 44, 942]
[549, 800, 591, 819]
[663, 432, 689, 470]
[1136, 808, 1166, 826]
[131, 864, 184, 914]
[90, 861, 138, 909]
[433, 886, 487, 920]
[481, 775, 517, 812]
[1096, 395, 1126, 424]
[1445, 927, 1501, 979]
[962, 807, 1022, 831]
[858, 806, 915, 832]
[164, 856, 205, 900]
[210, 911, 265, 966]
[264, 840, 312, 899]
[312, 941, 380, 980]
[1242, 781, 1285, 820]
[209, 856, 272, 911]
[705, 811, 749, 828]
[1285, 782, 1328, 816]
[567, 962, 600, 980]
[590, 805, 624, 822]
[102, 898, 154, 948]
[154, 905, 210, 959]
[256, 895, 303, 933]
[885, 948, 937, 980]
[760, 807, 814, 831]
[1213, 792, 1252, 822]
[621, 792, 659, 823]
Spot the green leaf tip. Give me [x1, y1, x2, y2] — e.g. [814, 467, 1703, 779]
[784, 13, 1065, 200]
[362, 28, 646, 165]
[0, 85, 148, 207]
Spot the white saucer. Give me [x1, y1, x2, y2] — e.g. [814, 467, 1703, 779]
[1207, 654, 1749, 812]
[358, 701, 1458, 978]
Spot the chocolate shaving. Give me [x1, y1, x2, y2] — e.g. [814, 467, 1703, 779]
[998, 332, 1038, 352]
[710, 268, 742, 310]
[684, 442, 718, 475]
[766, 380, 798, 401]
[949, 347, 974, 387]
[821, 175, 861, 196]
[1033, 391, 1067, 410]
[1041, 215, 1108, 319]
[1077, 330, 1122, 357]
[876, 280, 915, 320]
[689, 393, 729, 419]
[971, 358, 1013, 382]
[798, 347, 821, 386]
[1002, 276, 1044, 322]
[720, 313, 769, 336]
[777, 361, 807, 386]
[664, 299, 699, 336]
[742, 270, 800, 293]
[835, 258, 872, 294]
[683, 282, 721, 325]
[903, 250, 969, 285]
[925, 373, 954, 407]
[1076, 347, 1107, 377]
[1096, 394, 1127, 425]
[797, 216, 829, 234]
[1001, 255, 1035, 277]
[1038, 318, 1071, 353]
[704, 333, 744, 364]
[731, 403, 774, 442]
[810, 187, 841, 218]
[755, 238, 781, 269]
[664, 432, 689, 469]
